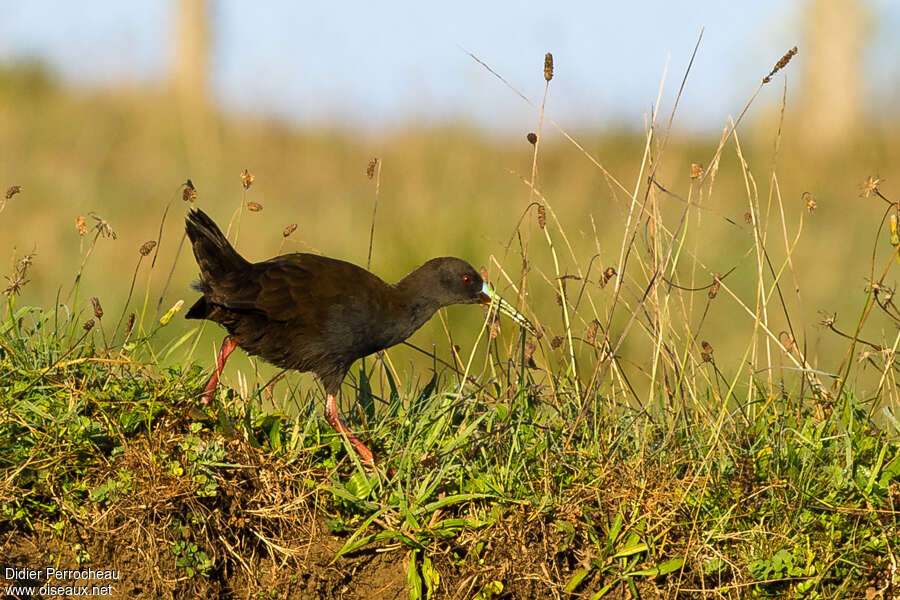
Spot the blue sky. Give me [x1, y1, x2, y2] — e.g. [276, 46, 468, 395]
[1, 1, 897, 134]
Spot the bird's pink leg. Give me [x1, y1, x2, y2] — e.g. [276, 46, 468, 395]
[324, 393, 375, 466]
[200, 335, 239, 405]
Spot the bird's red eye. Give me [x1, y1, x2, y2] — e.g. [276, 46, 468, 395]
[462, 274, 473, 285]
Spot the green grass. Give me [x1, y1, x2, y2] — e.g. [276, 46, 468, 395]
[2, 291, 899, 597]
[3, 54, 900, 598]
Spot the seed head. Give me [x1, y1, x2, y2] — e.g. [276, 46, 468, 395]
[537, 204, 546, 229]
[75, 216, 88, 236]
[780, 331, 795, 353]
[763, 46, 798, 84]
[708, 275, 721, 299]
[182, 179, 198, 203]
[526, 132, 538, 145]
[240, 169, 254, 190]
[819, 312, 836, 328]
[83, 319, 95, 332]
[125, 313, 135, 337]
[2, 273, 28, 296]
[247, 201, 263, 212]
[139, 240, 157, 256]
[600, 267, 617, 288]
[90, 213, 117, 239]
[489, 319, 500, 339]
[862, 175, 883, 199]
[586, 319, 599, 345]
[91, 297, 103, 319]
[2, 251, 35, 296]
[744, 212, 753, 224]
[523, 341, 537, 368]
[550, 335, 563, 350]
[366, 158, 378, 179]
[543, 52, 554, 81]
[524, 341, 536, 361]
[690, 163, 703, 179]
[701, 340, 714, 362]
[5, 185, 22, 200]
[803, 192, 817, 214]
[283, 223, 297, 238]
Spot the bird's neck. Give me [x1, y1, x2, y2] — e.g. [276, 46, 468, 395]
[390, 269, 444, 339]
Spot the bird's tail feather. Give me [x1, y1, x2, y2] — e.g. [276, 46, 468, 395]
[185, 209, 250, 285]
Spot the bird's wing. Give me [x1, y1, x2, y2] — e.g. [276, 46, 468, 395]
[203, 254, 382, 324]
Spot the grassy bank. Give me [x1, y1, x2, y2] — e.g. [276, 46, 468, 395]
[2, 288, 899, 598]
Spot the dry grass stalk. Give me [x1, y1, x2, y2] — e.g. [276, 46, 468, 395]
[366, 157, 382, 271]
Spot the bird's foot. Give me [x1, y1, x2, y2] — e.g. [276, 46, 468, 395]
[325, 393, 376, 467]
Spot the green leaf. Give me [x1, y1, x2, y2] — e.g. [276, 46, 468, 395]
[268, 416, 282, 451]
[422, 555, 439, 599]
[590, 582, 615, 600]
[472, 581, 503, 600]
[612, 542, 648, 558]
[357, 364, 375, 423]
[606, 509, 624, 550]
[418, 373, 437, 404]
[414, 493, 494, 517]
[408, 550, 423, 600]
[563, 567, 590, 593]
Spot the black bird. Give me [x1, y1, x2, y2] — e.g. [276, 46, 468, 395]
[185, 208, 536, 464]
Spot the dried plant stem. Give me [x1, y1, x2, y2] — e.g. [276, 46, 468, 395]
[114, 256, 148, 339]
[457, 307, 493, 398]
[526, 56, 580, 398]
[462, 47, 629, 197]
[226, 188, 245, 241]
[543, 225, 579, 396]
[367, 160, 382, 271]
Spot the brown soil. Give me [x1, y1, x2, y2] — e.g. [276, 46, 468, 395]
[0, 423, 682, 599]
[2, 515, 586, 600]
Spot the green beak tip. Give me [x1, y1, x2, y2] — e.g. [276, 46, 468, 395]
[481, 281, 538, 336]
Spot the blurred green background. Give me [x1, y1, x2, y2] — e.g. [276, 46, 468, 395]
[3, 1, 900, 401]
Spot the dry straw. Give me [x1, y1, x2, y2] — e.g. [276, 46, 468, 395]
[366, 157, 382, 271]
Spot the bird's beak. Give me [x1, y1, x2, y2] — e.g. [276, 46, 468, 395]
[479, 281, 538, 336]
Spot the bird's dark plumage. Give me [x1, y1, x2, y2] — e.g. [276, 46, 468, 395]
[185, 207, 535, 465]
[186, 208, 489, 392]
